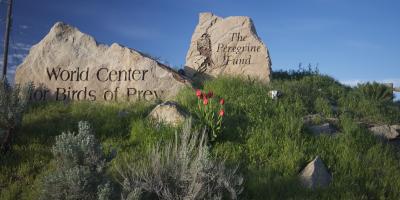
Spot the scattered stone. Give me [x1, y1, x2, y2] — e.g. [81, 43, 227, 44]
[303, 114, 324, 125]
[303, 114, 339, 127]
[369, 125, 400, 140]
[299, 156, 332, 189]
[309, 123, 338, 136]
[331, 105, 339, 113]
[148, 101, 188, 127]
[185, 12, 272, 83]
[391, 125, 400, 131]
[15, 22, 190, 102]
[117, 110, 129, 118]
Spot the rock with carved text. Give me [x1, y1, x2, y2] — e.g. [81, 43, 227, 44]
[185, 12, 272, 83]
[15, 22, 190, 102]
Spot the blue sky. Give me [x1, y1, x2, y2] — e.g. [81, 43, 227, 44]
[0, 0, 399, 93]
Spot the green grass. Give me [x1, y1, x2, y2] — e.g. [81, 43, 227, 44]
[1, 72, 400, 199]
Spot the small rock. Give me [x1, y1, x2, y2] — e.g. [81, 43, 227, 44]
[369, 125, 399, 140]
[309, 123, 337, 136]
[391, 125, 400, 131]
[148, 101, 188, 127]
[303, 114, 324, 125]
[303, 114, 339, 125]
[117, 110, 129, 118]
[299, 156, 332, 189]
[331, 105, 339, 113]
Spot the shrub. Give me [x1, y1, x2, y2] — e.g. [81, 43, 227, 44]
[272, 63, 320, 81]
[0, 79, 31, 153]
[117, 119, 243, 200]
[355, 82, 393, 102]
[40, 121, 116, 200]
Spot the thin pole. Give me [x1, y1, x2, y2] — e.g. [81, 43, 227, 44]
[2, 0, 13, 80]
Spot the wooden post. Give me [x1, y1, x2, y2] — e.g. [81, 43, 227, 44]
[2, 0, 13, 80]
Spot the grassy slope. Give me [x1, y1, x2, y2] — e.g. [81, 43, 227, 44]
[1, 72, 400, 199]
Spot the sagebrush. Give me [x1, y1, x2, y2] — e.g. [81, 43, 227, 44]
[117, 119, 243, 200]
[40, 121, 116, 200]
[0, 79, 31, 153]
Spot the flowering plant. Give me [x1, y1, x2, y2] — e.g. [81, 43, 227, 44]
[195, 89, 225, 142]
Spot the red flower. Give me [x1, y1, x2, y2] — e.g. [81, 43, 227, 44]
[203, 98, 209, 105]
[196, 89, 202, 98]
[207, 91, 214, 98]
[219, 109, 225, 116]
[219, 98, 225, 105]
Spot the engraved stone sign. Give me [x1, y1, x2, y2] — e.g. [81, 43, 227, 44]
[15, 22, 190, 102]
[185, 12, 272, 83]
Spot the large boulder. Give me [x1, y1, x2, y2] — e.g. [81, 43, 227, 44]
[148, 101, 188, 127]
[299, 156, 332, 189]
[15, 22, 190, 102]
[369, 125, 400, 140]
[185, 12, 272, 83]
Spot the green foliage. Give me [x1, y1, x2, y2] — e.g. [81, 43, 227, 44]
[0, 79, 31, 152]
[0, 79, 30, 128]
[272, 63, 319, 81]
[40, 121, 116, 200]
[339, 90, 399, 124]
[356, 82, 394, 102]
[177, 75, 400, 199]
[117, 119, 243, 200]
[194, 89, 225, 142]
[2, 71, 400, 200]
[315, 97, 334, 117]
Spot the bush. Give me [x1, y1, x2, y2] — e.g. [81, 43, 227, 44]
[0, 79, 31, 153]
[117, 119, 243, 200]
[40, 121, 116, 200]
[355, 82, 393, 102]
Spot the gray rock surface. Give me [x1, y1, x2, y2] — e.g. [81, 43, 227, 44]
[148, 101, 188, 126]
[299, 156, 332, 189]
[309, 123, 338, 136]
[185, 12, 272, 83]
[15, 22, 190, 102]
[303, 114, 324, 125]
[369, 125, 400, 140]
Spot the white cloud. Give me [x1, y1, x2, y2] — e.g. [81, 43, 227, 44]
[340, 79, 400, 87]
[11, 42, 31, 51]
[344, 40, 382, 50]
[19, 25, 29, 30]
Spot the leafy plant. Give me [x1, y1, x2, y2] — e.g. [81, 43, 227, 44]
[356, 82, 393, 102]
[195, 89, 225, 141]
[117, 119, 243, 200]
[40, 121, 116, 200]
[0, 78, 31, 153]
